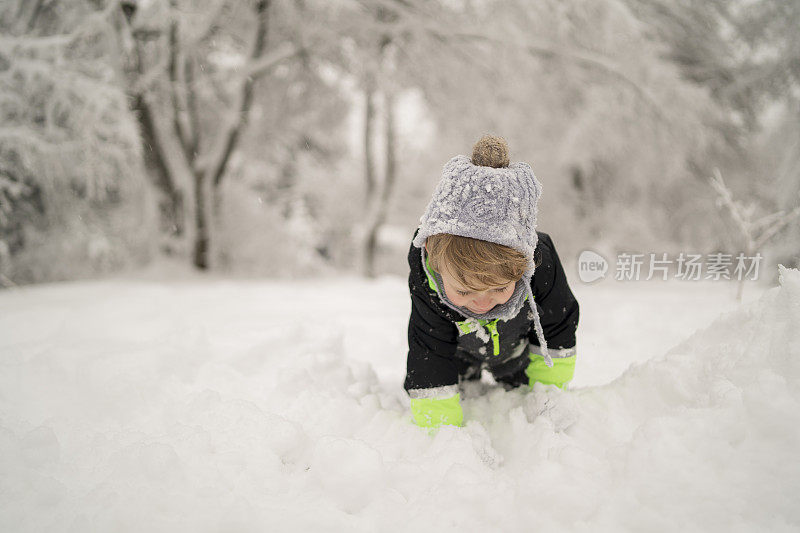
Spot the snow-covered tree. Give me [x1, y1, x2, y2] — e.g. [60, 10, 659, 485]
[119, 0, 360, 272]
[0, 0, 152, 285]
[625, 0, 800, 256]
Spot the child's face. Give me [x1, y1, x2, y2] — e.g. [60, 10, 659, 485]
[438, 264, 517, 314]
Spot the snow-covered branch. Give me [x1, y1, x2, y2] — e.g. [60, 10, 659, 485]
[352, 0, 668, 121]
[0, 1, 117, 50]
[710, 167, 800, 280]
[710, 168, 755, 249]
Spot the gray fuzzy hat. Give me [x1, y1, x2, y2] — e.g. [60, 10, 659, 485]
[412, 137, 552, 367]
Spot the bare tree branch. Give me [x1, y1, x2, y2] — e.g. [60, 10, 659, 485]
[206, 0, 271, 188]
[184, 55, 200, 158]
[126, 0, 297, 99]
[755, 206, 800, 250]
[710, 168, 754, 248]
[449, 31, 669, 122]
[131, 41, 182, 203]
[130, 0, 225, 97]
[355, 0, 669, 121]
[244, 41, 302, 79]
[167, 10, 192, 163]
[710, 168, 800, 253]
[14, 0, 45, 33]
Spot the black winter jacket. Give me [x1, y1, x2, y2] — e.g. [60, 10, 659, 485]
[404, 229, 580, 392]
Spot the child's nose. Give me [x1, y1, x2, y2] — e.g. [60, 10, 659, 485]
[475, 294, 493, 306]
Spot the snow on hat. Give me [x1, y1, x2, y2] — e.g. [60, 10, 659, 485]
[412, 135, 552, 367]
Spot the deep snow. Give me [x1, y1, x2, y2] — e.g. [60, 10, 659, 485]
[0, 268, 798, 532]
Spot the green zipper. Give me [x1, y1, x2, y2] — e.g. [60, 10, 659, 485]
[480, 319, 500, 356]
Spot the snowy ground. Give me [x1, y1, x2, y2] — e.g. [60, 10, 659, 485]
[1, 267, 798, 532]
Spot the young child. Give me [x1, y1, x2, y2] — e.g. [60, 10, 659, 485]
[405, 135, 580, 428]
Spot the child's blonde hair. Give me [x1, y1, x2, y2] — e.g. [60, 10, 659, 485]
[426, 234, 527, 291]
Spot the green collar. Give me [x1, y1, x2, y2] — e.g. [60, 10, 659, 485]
[423, 253, 439, 292]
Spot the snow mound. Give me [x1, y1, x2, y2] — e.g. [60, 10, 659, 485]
[0, 269, 798, 532]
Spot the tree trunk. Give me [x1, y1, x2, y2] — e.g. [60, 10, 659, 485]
[131, 84, 185, 244]
[363, 81, 377, 208]
[364, 92, 397, 278]
[362, 41, 398, 278]
[360, 78, 378, 276]
[193, 172, 210, 270]
[361, 83, 379, 276]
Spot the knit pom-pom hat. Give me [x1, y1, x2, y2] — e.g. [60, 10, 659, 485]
[412, 135, 552, 367]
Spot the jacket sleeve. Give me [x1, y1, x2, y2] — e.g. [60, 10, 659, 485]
[404, 239, 463, 428]
[527, 233, 580, 388]
[405, 287, 463, 427]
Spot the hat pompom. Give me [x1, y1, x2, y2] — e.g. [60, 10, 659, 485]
[472, 135, 510, 168]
